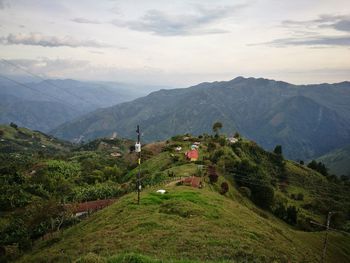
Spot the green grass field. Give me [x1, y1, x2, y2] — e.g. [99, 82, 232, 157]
[18, 184, 350, 263]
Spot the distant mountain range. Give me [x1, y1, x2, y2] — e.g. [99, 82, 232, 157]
[0, 78, 164, 132]
[51, 77, 350, 160]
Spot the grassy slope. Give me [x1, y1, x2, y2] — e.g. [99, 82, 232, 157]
[18, 184, 350, 263]
[0, 124, 71, 153]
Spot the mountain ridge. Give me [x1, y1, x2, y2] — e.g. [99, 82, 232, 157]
[51, 77, 350, 160]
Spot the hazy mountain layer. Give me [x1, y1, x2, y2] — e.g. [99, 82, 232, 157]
[0, 78, 161, 132]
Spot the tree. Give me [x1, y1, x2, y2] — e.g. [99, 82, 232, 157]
[10, 122, 18, 129]
[273, 145, 282, 155]
[212, 122, 223, 136]
[234, 132, 240, 138]
[307, 160, 328, 177]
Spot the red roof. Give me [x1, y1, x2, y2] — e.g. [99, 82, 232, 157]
[186, 149, 198, 160]
[182, 176, 201, 188]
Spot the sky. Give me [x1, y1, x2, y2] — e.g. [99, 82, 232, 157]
[0, 0, 349, 87]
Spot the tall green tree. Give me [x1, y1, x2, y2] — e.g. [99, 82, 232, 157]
[212, 122, 223, 137]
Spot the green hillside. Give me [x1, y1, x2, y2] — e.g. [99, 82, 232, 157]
[1, 130, 346, 263]
[0, 124, 72, 154]
[316, 145, 350, 176]
[18, 185, 350, 263]
[1, 125, 350, 262]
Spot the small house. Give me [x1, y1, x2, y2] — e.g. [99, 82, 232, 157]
[110, 152, 122, 158]
[227, 137, 238, 144]
[185, 149, 199, 161]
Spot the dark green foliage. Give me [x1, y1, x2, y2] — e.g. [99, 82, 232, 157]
[208, 166, 218, 184]
[291, 193, 304, 201]
[218, 137, 226, 146]
[10, 122, 18, 129]
[210, 149, 224, 164]
[239, 186, 251, 197]
[212, 121, 223, 136]
[274, 202, 287, 220]
[220, 182, 229, 195]
[273, 145, 282, 155]
[286, 206, 298, 225]
[250, 184, 275, 210]
[307, 160, 328, 176]
[207, 142, 216, 152]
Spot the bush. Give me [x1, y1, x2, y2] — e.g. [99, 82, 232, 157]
[297, 193, 304, 201]
[286, 206, 298, 225]
[208, 166, 218, 184]
[251, 184, 274, 210]
[210, 149, 224, 164]
[209, 172, 218, 184]
[220, 182, 229, 195]
[10, 122, 18, 129]
[273, 145, 282, 155]
[239, 186, 251, 198]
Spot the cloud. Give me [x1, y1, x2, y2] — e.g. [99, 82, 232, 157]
[264, 35, 350, 47]
[257, 14, 350, 47]
[282, 14, 350, 32]
[333, 19, 350, 32]
[0, 33, 108, 48]
[0, 0, 9, 9]
[111, 5, 245, 36]
[71, 17, 102, 24]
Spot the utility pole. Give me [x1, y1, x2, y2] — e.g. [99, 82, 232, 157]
[311, 211, 335, 263]
[321, 212, 334, 263]
[135, 125, 141, 205]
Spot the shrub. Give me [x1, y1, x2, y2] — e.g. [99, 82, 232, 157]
[250, 184, 274, 210]
[208, 166, 218, 184]
[207, 142, 216, 152]
[209, 172, 218, 184]
[239, 186, 251, 198]
[220, 182, 229, 194]
[297, 193, 304, 201]
[10, 122, 18, 129]
[210, 149, 224, 164]
[218, 137, 226, 146]
[286, 206, 298, 225]
[273, 145, 282, 155]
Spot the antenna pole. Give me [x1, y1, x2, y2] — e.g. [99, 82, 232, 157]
[136, 125, 141, 205]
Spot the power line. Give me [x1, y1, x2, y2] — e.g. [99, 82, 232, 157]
[0, 74, 81, 114]
[1, 59, 96, 106]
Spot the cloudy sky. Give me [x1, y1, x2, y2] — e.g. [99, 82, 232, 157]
[0, 0, 349, 87]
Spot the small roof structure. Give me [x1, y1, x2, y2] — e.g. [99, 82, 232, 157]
[185, 149, 199, 161]
[175, 146, 182, 151]
[181, 176, 202, 188]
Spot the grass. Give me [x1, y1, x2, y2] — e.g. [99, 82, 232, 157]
[17, 184, 350, 263]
